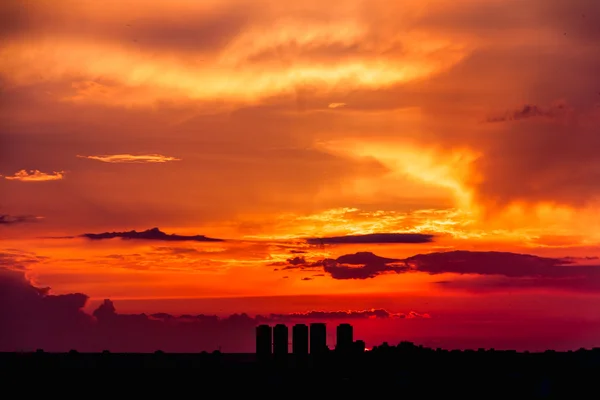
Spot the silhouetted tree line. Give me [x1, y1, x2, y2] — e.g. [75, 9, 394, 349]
[3, 342, 600, 396]
[3, 341, 600, 367]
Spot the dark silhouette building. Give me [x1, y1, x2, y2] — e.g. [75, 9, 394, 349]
[354, 340, 366, 353]
[292, 324, 309, 355]
[310, 323, 327, 354]
[336, 323, 353, 352]
[256, 325, 272, 358]
[273, 324, 289, 356]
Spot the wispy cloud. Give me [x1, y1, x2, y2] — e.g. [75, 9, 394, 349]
[486, 102, 572, 123]
[306, 233, 435, 245]
[265, 308, 429, 320]
[77, 154, 181, 163]
[81, 227, 224, 242]
[0, 214, 43, 225]
[328, 102, 347, 109]
[2, 170, 65, 182]
[275, 250, 600, 292]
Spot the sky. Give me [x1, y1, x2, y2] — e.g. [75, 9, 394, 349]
[2, 0, 600, 353]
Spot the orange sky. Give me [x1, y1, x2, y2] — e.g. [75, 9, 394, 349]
[2, 0, 600, 347]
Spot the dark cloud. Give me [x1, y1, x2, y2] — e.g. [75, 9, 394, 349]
[274, 250, 600, 290]
[486, 102, 572, 123]
[0, 214, 41, 225]
[306, 233, 435, 245]
[270, 256, 322, 270]
[324, 252, 408, 280]
[335, 252, 401, 265]
[265, 309, 430, 320]
[287, 256, 307, 265]
[562, 256, 599, 261]
[404, 251, 583, 278]
[81, 227, 224, 242]
[0, 268, 422, 352]
[277, 251, 408, 279]
[0, 267, 91, 351]
[411, 250, 600, 292]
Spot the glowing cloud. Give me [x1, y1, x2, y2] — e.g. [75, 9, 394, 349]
[0, 5, 469, 107]
[3, 170, 65, 182]
[77, 154, 181, 163]
[328, 103, 347, 109]
[317, 140, 481, 210]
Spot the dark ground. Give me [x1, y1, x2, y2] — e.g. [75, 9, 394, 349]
[2, 347, 599, 397]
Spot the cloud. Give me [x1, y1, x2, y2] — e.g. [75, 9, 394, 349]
[317, 140, 479, 210]
[0, 214, 42, 225]
[81, 227, 224, 242]
[404, 250, 580, 278]
[0, 0, 469, 106]
[486, 102, 572, 123]
[259, 208, 478, 244]
[274, 250, 600, 289]
[3, 170, 65, 182]
[409, 250, 600, 293]
[0, 249, 47, 270]
[276, 251, 408, 279]
[323, 252, 408, 280]
[0, 267, 426, 352]
[0, 267, 91, 351]
[76, 154, 181, 163]
[268, 256, 317, 269]
[306, 233, 435, 245]
[328, 102, 346, 109]
[265, 309, 430, 320]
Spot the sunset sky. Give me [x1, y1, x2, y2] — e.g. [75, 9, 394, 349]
[2, 0, 600, 352]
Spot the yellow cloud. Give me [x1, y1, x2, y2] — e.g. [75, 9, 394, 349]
[3, 170, 65, 182]
[317, 139, 481, 210]
[241, 207, 478, 240]
[0, 16, 469, 107]
[77, 154, 181, 163]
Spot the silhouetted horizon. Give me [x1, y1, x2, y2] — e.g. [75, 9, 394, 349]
[3, 5, 600, 394]
[4, 342, 600, 397]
